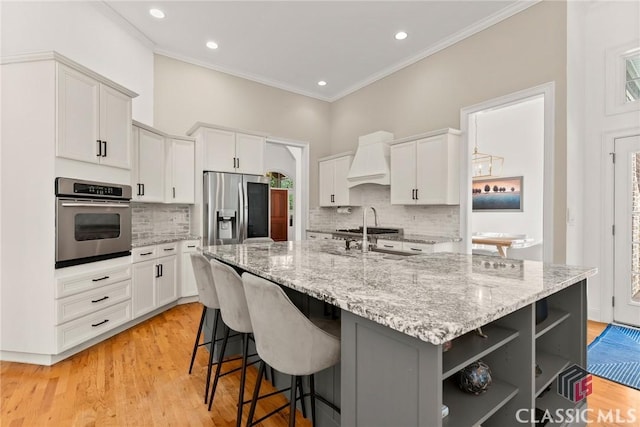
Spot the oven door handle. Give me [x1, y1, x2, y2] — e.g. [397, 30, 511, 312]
[60, 203, 130, 208]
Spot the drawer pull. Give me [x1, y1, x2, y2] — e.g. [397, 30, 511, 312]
[409, 248, 423, 252]
[187, 245, 196, 248]
[140, 252, 153, 256]
[163, 248, 175, 251]
[91, 319, 109, 327]
[309, 235, 316, 238]
[92, 276, 110, 282]
[383, 245, 394, 248]
[91, 296, 110, 303]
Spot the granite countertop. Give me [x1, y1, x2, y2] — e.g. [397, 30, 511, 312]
[203, 240, 596, 345]
[133, 235, 201, 248]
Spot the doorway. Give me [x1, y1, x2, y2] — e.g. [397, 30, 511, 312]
[613, 134, 640, 327]
[460, 82, 555, 262]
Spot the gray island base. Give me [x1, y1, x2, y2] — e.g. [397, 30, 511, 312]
[203, 240, 596, 427]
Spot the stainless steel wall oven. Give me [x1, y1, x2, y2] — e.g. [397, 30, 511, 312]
[55, 177, 132, 268]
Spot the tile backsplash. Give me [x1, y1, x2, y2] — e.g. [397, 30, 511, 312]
[132, 203, 191, 241]
[309, 184, 459, 236]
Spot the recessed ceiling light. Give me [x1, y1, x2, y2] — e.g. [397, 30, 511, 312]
[395, 31, 408, 40]
[206, 41, 219, 50]
[149, 8, 165, 19]
[317, 81, 327, 86]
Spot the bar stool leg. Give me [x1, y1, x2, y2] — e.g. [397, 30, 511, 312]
[247, 360, 265, 427]
[270, 366, 276, 386]
[310, 374, 317, 427]
[289, 375, 297, 427]
[188, 305, 207, 374]
[236, 333, 250, 427]
[204, 309, 219, 403]
[208, 324, 230, 411]
[296, 376, 307, 418]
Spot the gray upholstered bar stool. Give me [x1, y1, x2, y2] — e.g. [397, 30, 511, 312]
[188, 253, 223, 404]
[208, 259, 262, 426]
[243, 272, 341, 427]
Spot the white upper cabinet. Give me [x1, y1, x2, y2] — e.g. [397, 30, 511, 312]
[235, 133, 265, 175]
[56, 64, 132, 169]
[201, 127, 265, 175]
[318, 154, 358, 207]
[166, 138, 195, 204]
[390, 129, 460, 205]
[132, 126, 165, 202]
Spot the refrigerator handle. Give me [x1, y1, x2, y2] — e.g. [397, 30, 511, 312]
[238, 181, 245, 242]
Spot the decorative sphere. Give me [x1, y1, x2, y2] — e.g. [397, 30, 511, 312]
[457, 361, 492, 395]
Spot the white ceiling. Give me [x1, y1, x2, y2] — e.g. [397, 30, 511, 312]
[104, 1, 536, 102]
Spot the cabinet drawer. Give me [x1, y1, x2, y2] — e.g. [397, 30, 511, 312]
[402, 242, 436, 254]
[56, 280, 131, 325]
[56, 265, 131, 298]
[132, 245, 157, 263]
[56, 300, 132, 352]
[157, 242, 178, 256]
[376, 239, 403, 251]
[181, 240, 200, 253]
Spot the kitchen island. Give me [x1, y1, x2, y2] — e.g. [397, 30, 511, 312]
[203, 240, 596, 427]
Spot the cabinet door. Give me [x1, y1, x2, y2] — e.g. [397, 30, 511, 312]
[416, 135, 448, 205]
[99, 84, 131, 169]
[56, 65, 100, 163]
[167, 139, 195, 203]
[132, 260, 156, 317]
[136, 128, 165, 202]
[235, 133, 265, 175]
[203, 128, 236, 173]
[333, 156, 352, 206]
[156, 255, 178, 307]
[318, 160, 335, 207]
[390, 141, 417, 205]
[181, 252, 198, 297]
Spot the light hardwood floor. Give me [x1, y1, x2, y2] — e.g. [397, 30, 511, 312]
[1, 304, 638, 426]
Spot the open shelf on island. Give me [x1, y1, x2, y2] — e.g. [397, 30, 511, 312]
[442, 377, 518, 426]
[535, 308, 570, 339]
[442, 324, 519, 379]
[536, 377, 586, 413]
[535, 351, 570, 396]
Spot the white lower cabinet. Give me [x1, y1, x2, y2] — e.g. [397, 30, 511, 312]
[55, 262, 132, 352]
[132, 243, 178, 317]
[376, 239, 454, 254]
[180, 240, 199, 298]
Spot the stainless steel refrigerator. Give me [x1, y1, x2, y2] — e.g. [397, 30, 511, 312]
[203, 171, 270, 246]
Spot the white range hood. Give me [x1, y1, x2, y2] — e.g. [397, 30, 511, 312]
[346, 131, 394, 188]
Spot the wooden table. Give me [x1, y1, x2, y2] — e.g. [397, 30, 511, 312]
[471, 236, 516, 258]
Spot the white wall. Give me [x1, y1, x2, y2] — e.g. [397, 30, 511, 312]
[569, 0, 640, 322]
[265, 142, 296, 181]
[0, 1, 154, 124]
[471, 97, 544, 246]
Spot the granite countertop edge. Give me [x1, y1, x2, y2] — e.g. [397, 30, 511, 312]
[306, 229, 462, 245]
[132, 235, 201, 248]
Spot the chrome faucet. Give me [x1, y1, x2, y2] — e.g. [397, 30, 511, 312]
[362, 206, 378, 253]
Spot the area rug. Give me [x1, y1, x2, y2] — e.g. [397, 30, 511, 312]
[587, 324, 640, 390]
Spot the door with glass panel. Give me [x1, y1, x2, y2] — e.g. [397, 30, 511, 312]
[614, 134, 640, 327]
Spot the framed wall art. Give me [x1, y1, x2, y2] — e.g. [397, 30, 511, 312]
[472, 176, 523, 212]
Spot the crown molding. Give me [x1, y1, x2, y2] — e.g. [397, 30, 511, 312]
[93, 1, 156, 50]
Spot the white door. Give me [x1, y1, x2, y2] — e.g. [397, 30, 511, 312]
[203, 128, 236, 172]
[236, 133, 265, 175]
[136, 128, 165, 202]
[99, 84, 131, 169]
[333, 156, 352, 205]
[614, 134, 640, 327]
[318, 159, 334, 206]
[168, 139, 195, 203]
[390, 141, 416, 205]
[56, 65, 100, 163]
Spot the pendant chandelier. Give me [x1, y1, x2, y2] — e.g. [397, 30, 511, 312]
[472, 115, 503, 178]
